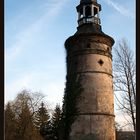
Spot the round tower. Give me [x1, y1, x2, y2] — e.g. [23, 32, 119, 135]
[64, 0, 115, 139]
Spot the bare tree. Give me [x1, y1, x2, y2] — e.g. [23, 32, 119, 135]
[13, 89, 45, 115]
[113, 39, 136, 131]
[5, 89, 45, 140]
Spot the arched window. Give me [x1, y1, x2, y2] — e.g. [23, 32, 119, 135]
[85, 6, 91, 17]
[80, 8, 83, 18]
[94, 7, 98, 17]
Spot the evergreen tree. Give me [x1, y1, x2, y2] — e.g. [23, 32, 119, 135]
[16, 102, 35, 140]
[51, 104, 62, 140]
[34, 102, 51, 139]
[5, 102, 17, 140]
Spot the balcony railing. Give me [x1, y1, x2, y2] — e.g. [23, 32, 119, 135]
[78, 16, 101, 26]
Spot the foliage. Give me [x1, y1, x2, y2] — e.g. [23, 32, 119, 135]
[34, 102, 51, 139]
[5, 89, 68, 140]
[5, 89, 45, 140]
[34, 102, 50, 129]
[5, 81, 83, 140]
[51, 104, 62, 140]
[5, 102, 17, 140]
[60, 73, 83, 140]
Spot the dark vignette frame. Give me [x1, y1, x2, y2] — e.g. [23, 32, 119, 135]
[1, 0, 139, 140]
[136, 0, 140, 139]
[0, 0, 4, 140]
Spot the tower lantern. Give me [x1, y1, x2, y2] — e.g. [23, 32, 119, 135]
[77, 0, 101, 26]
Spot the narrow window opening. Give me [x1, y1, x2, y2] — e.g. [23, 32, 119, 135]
[87, 43, 91, 48]
[85, 6, 91, 17]
[80, 8, 83, 18]
[107, 47, 109, 51]
[94, 7, 98, 17]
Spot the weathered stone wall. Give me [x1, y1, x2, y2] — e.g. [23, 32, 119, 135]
[65, 34, 115, 140]
[70, 116, 115, 140]
[77, 73, 114, 113]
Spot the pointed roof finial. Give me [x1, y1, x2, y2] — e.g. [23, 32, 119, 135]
[41, 102, 44, 108]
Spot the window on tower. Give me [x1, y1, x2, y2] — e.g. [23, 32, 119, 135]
[80, 8, 83, 18]
[98, 59, 104, 66]
[85, 6, 91, 17]
[87, 43, 91, 48]
[94, 7, 98, 17]
[107, 47, 110, 52]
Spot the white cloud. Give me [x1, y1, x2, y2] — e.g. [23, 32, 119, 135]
[103, 0, 135, 19]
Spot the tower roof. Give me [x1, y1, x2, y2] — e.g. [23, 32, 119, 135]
[80, 0, 97, 4]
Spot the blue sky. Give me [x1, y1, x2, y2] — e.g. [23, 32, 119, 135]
[5, 0, 135, 117]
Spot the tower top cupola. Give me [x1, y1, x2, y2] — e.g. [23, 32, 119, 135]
[76, 0, 101, 26]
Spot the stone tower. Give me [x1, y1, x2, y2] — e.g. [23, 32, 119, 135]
[64, 0, 115, 140]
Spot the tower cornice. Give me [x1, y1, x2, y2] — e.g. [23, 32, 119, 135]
[65, 32, 115, 49]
